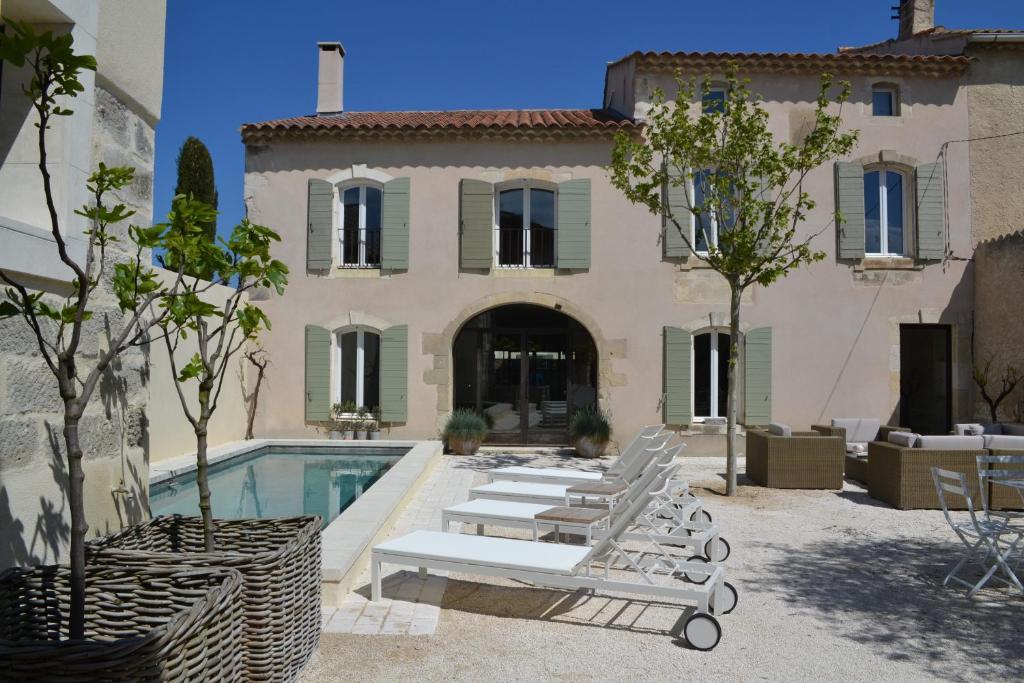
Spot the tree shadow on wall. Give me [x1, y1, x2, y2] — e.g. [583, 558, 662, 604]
[0, 430, 71, 570]
[756, 534, 1024, 680]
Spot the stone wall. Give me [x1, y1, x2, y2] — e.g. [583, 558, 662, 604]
[973, 231, 1024, 422]
[0, 85, 155, 569]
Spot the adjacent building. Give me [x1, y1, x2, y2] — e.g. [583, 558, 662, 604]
[0, 0, 166, 567]
[242, 2, 1017, 449]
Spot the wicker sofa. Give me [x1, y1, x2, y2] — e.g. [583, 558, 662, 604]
[867, 435, 988, 510]
[746, 426, 845, 489]
[811, 421, 908, 484]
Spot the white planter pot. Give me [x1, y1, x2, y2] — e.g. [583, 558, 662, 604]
[355, 430, 368, 440]
[368, 431, 381, 440]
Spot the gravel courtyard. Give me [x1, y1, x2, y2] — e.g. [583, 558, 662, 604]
[302, 449, 1024, 682]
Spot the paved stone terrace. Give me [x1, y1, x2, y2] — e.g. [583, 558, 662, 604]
[306, 448, 1024, 682]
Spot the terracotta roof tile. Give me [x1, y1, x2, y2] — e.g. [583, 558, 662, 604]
[241, 109, 638, 142]
[610, 50, 970, 77]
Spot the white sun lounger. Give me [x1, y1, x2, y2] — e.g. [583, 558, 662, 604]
[372, 463, 736, 650]
[447, 447, 731, 561]
[487, 424, 665, 485]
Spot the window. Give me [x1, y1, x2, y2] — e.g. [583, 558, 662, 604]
[694, 331, 731, 419]
[702, 88, 726, 114]
[864, 168, 907, 256]
[339, 185, 382, 267]
[496, 184, 556, 267]
[692, 170, 735, 253]
[335, 329, 380, 410]
[871, 85, 899, 117]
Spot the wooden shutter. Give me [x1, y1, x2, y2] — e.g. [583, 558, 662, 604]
[381, 177, 410, 270]
[380, 325, 408, 423]
[915, 162, 945, 260]
[556, 179, 591, 269]
[460, 179, 493, 269]
[663, 326, 692, 425]
[307, 179, 333, 271]
[663, 166, 690, 260]
[744, 327, 772, 426]
[304, 324, 331, 422]
[834, 162, 865, 260]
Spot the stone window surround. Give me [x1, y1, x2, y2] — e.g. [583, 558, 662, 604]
[851, 150, 926, 270]
[325, 165, 395, 275]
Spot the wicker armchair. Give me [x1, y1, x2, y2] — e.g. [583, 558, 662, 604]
[746, 429, 845, 489]
[811, 423, 908, 484]
[867, 441, 987, 509]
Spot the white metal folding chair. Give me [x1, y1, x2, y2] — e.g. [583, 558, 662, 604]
[931, 467, 1024, 598]
[976, 454, 1024, 527]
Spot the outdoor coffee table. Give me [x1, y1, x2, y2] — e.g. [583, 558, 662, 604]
[565, 480, 628, 518]
[534, 506, 610, 544]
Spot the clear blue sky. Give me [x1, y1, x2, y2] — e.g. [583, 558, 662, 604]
[152, 0, 1024, 248]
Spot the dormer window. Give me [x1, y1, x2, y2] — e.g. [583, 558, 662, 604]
[702, 88, 727, 114]
[872, 85, 900, 117]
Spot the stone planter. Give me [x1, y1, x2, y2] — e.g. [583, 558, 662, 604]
[368, 431, 381, 440]
[0, 565, 244, 681]
[88, 515, 322, 682]
[355, 430, 368, 440]
[449, 437, 482, 455]
[575, 436, 609, 459]
[329, 430, 342, 440]
[343, 430, 355, 440]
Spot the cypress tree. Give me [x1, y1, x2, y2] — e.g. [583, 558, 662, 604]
[174, 136, 218, 241]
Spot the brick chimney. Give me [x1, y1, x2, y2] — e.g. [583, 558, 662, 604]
[316, 42, 345, 115]
[898, 0, 935, 40]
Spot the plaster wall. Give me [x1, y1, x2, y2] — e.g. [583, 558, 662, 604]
[245, 71, 974, 445]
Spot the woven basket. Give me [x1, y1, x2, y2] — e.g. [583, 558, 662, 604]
[88, 515, 321, 682]
[0, 565, 243, 682]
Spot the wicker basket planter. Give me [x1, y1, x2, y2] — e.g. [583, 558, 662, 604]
[88, 515, 322, 682]
[0, 564, 243, 682]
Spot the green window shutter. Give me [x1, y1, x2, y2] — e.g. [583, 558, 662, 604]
[663, 166, 690, 260]
[663, 326, 692, 425]
[460, 179, 493, 269]
[915, 162, 945, 260]
[304, 324, 331, 422]
[834, 162, 865, 260]
[380, 324, 408, 423]
[556, 179, 591, 269]
[381, 177, 410, 270]
[744, 327, 772, 426]
[307, 179, 333, 271]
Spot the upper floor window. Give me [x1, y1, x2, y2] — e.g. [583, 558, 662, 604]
[335, 328, 380, 411]
[864, 168, 907, 256]
[871, 85, 899, 117]
[692, 170, 736, 253]
[496, 184, 556, 268]
[702, 88, 727, 114]
[340, 185, 381, 267]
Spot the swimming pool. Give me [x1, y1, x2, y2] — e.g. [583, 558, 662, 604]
[150, 445, 405, 529]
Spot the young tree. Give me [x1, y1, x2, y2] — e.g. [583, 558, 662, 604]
[244, 347, 270, 440]
[0, 23, 180, 638]
[157, 200, 287, 551]
[610, 70, 859, 495]
[174, 136, 218, 240]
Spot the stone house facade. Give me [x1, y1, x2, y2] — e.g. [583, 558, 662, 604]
[243, 2, 1016, 449]
[0, 0, 166, 568]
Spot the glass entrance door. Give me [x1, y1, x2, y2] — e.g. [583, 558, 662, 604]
[452, 304, 599, 445]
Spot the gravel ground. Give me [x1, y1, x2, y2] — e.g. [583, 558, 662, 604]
[301, 452, 1024, 682]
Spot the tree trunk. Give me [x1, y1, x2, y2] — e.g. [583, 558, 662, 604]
[725, 284, 743, 497]
[62, 409, 88, 640]
[245, 362, 266, 440]
[196, 380, 215, 552]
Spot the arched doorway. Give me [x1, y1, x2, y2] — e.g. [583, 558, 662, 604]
[452, 304, 599, 445]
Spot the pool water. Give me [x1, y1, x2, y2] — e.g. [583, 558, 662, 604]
[150, 446, 404, 529]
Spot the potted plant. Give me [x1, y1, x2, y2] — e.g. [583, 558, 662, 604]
[368, 407, 382, 440]
[355, 407, 370, 439]
[570, 406, 612, 458]
[328, 403, 346, 439]
[443, 409, 488, 455]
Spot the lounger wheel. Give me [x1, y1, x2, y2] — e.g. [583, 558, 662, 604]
[711, 581, 738, 616]
[683, 613, 722, 651]
[703, 537, 731, 563]
[680, 556, 710, 584]
[690, 509, 712, 524]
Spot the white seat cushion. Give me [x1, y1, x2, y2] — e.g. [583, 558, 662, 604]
[374, 530, 588, 574]
[446, 499, 554, 522]
[916, 435, 985, 450]
[954, 423, 985, 436]
[490, 466, 603, 482]
[472, 481, 569, 499]
[887, 432, 919, 448]
[982, 434, 1024, 450]
[847, 442, 868, 454]
[768, 422, 791, 437]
